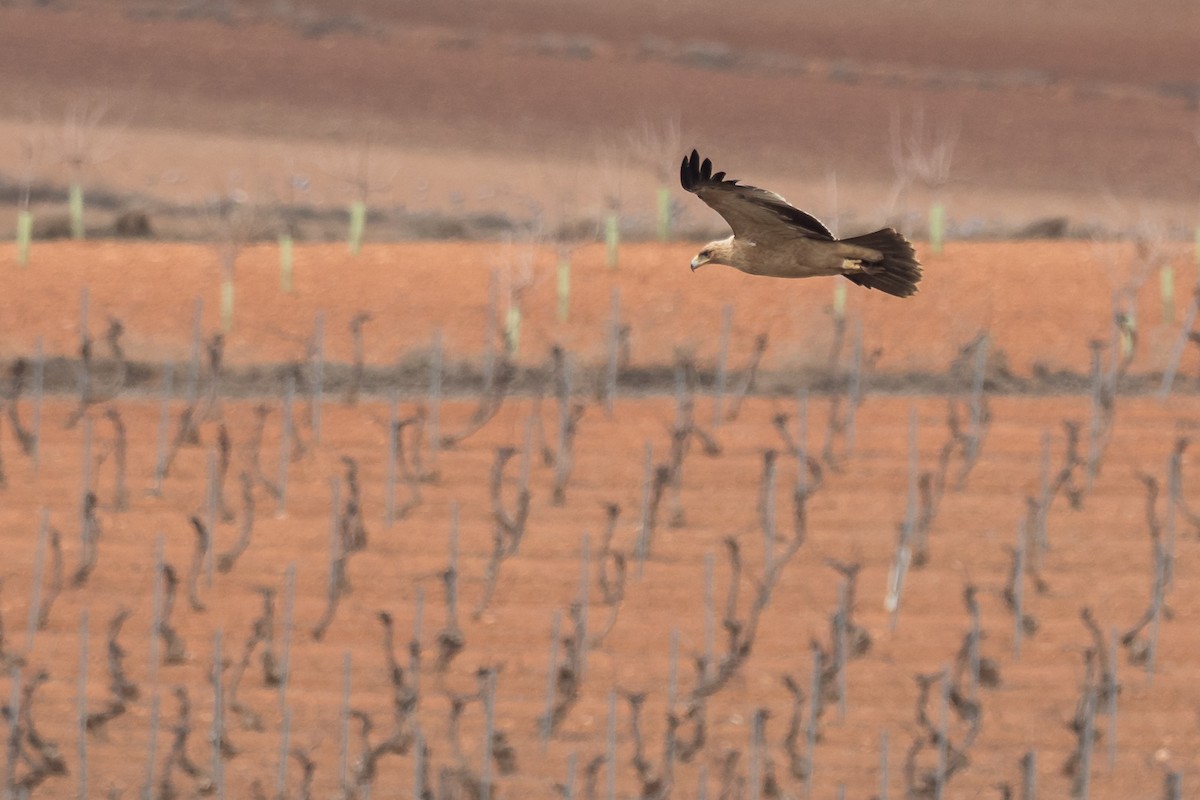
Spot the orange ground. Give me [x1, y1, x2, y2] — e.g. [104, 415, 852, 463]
[3, 2, 1200, 796]
[2, 239, 1197, 378]
[1, 242, 1200, 798]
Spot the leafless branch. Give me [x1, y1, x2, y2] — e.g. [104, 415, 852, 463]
[85, 608, 139, 735]
[35, 527, 63, 631]
[70, 492, 101, 588]
[217, 471, 255, 573]
[186, 516, 208, 612]
[227, 588, 275, 731]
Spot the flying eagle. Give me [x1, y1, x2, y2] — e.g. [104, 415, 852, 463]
[680, 150, 921, 297]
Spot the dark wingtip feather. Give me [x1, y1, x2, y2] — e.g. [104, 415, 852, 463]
[681, 149, 703, 192]
[680, 150, 742, 194]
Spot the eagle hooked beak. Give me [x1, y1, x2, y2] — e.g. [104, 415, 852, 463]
[690, 253, 710, 271]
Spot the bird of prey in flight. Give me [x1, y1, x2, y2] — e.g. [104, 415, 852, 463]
[680, 150, 921, 297]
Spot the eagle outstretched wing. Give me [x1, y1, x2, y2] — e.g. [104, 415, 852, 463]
[679, 149, 834, 242]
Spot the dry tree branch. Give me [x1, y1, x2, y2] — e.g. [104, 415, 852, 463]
[626, 116, 682, 185]
[161, 402, 201, 481]
[492, 447, 532, 549]
[70, 492, 101, 588]
[657, 356, 721, 529]
[902, 667, 980, 799]
[771, 413, 825, 485]
[186, 516, 208, 612]
[102, 407, 129, 511]
[200, 332, 227, 425]
[390, 410, 428, 520]
[673, 690, 707, 765]
[1119, 475, 1172, 665]
[440, 358, 516, 448]
[781, 675, 807, 781]
[5, 362, 35, 460]
[290, 745, 317, 800]
[340, 456, 368, 555]
[718, 749, 744, 800]
[227, 588, 275, 731]
[104, 316, 128, 390]
[7, 359, 35, 457]
[377, 611, 419, 735]
[625, 684, 680, 799]
[35, 527, 63, 631]
[0, 581, 12, 668]
[687, 511, 809, 705]
[11, 670, 67, 794]
[217, 471, 255, 573]
[435, 566, 464, 673]
[591, 503, 628, 648]
[311, 539, 348, 642]
[215, 423, 234, 522]
[1168, 438, 1200, 535]
[1002, 515, 1042, 642]
[85, 608, 139, 735]
[476, 446, 532, 618]
[824, 329, 880, 474]
[544, 604, 588, 734]
[1080, 608, 1118, 709]
[346, 312, 372, 406]
[548, 350, 586, 507]
[348, 613, 419, 793]
[620, 691, 654, 789]
[59, 97, 123, 182]
[951, 584, 999, 700]
[157, 564, 187, 666]
[724, 334, 768, 423]
[1047, 421, 1087, 514]
[886, 106, 959, 216]
[825, 558, 871, 679]
[64, 314, 96, 429]
[246, 404, 281, 500]
[1062, 644, 1101, 793]
[0, 409, 7, 488]
[160, 686, 207, 799]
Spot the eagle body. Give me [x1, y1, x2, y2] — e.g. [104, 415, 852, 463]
[680, 150, 922, 297]
[702, 235, 884, 279]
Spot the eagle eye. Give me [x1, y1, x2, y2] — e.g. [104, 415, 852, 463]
[700, 249, 711, 258]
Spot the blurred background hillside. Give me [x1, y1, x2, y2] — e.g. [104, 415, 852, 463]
[1, 0, 1197, 242]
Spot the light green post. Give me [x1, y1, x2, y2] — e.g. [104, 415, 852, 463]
[656, 184, 671, 242]
[69, 183, 85, 240]
[505, 305, 522, 357]
[929, 201, 945, 255]
[279, 233, 294, 294]
[556, 253, 571, 323]
[220, 277, 234, 333]
[1160, 264, 1175, 325]
[1120, 310, 1135, 361]
[16, 209, 33, 267]
[605, 213, 619, 270]
[833, 280, 847, 321]
[348, 200, 366, 255]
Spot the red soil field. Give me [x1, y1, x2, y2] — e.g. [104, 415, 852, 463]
[1, 242, 1200, 798]
[2, 1, 1200, 796]
[1, 239, 1197, 378]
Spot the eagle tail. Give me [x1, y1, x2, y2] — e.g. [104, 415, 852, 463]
[839, 228, 922, 298]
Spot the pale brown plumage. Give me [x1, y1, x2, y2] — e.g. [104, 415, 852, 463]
[680, 150, 922, 297]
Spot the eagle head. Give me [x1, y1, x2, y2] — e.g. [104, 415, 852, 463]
[690, 237, 735, 271]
